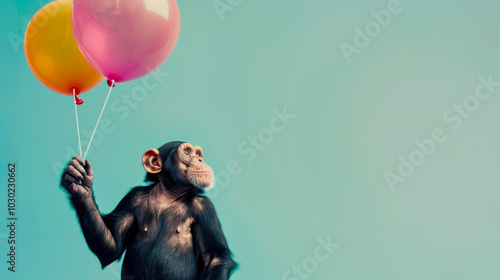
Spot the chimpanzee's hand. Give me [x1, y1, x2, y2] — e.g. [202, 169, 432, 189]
[60, 156, 94, 199]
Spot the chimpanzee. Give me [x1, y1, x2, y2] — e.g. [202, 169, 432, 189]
[60, 141, 237, 280]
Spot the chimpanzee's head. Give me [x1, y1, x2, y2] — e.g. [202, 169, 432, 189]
[142, 141, 215, 190]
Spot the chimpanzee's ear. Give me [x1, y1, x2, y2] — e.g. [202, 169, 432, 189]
[142, 149, 162, 174]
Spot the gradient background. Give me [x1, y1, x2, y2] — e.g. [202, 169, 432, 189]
[2, 0, 500, 279]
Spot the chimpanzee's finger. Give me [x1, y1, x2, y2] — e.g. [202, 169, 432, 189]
[65, 165, 84, 181]
[70, 159, 86, 175]
[84, 160, 93, 177]
[73, 155, 86, 167]
[61, 173, 79, 189]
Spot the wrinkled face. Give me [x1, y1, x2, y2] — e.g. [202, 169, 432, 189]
[176, 143, 214, 190]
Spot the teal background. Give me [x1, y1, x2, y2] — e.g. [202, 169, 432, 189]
[2, 0, 500, 279]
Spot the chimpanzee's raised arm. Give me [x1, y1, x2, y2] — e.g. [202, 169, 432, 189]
[61, 156, 137, 268]
[192, 196, 238, 280]
[73, 191, 138, 268]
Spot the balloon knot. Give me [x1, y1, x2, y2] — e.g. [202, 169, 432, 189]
[75, 96, 83, 105]
[107, 79, 115, 87]
[73, 88, 83, 105]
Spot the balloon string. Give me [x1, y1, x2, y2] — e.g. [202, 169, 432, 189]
[74, 88, 82, 157]
[83, 79, 115, 160]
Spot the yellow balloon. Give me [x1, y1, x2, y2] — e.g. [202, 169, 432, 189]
[24, 0, 103, 95]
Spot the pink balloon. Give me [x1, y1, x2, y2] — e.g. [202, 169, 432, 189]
[72, 0, 180, 83]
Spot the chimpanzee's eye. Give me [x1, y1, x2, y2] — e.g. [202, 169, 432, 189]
[195, 152, 201, 157]
[184, 150, 190, 156]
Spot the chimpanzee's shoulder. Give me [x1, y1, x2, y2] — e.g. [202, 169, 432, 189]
[189, 194, 216, 214]
[119, 185, 153, 207]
